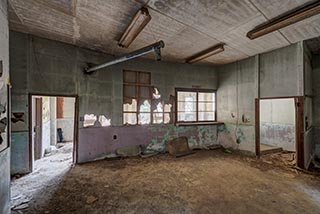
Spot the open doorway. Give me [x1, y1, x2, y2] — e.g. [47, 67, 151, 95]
[255, 97, 304, 168]
[11, 95, 78, 211]
[259, 98, 296, 155]
[31, 95, 76, 169]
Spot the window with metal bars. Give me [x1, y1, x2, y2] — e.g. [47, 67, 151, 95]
[175, 88, 216, 124]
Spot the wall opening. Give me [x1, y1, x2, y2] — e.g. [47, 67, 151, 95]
[259, 98, 296, 155]
[30, 95, 76, 165]
[11, 95, 78, 210]
[256, 97, 305, 169]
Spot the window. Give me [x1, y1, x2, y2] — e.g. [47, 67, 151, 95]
[176, 88, 216, 123]
[123, 70, 152, 125]
[123, 70, 173, 125]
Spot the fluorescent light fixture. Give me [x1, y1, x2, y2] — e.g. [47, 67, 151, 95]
[118, 7, 151, 48]
[247, 1, 320, 40]
[186, 44, 225, 64]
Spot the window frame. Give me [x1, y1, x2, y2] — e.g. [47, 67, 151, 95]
[123, 70, 173, 125]
[175, 88, 217, 125]
[123, 70, 152, 125]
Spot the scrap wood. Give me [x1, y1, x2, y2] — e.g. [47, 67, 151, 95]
[292, 166, 320, 176]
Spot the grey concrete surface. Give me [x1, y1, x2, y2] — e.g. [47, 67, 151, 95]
[0, 0, 10, 212]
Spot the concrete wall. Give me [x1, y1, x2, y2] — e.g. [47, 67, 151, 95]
[57, 97, 75, 142]
[260, 43, 304, 98]
[10, 31, 219, 167]
[217, 56, 258, 153]
[217, 44, 304, 154]
[260, 99, 295, 151]
[0, 0, 10, 213]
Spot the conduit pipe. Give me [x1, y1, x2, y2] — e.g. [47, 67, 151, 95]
[84, 41, 165, 74]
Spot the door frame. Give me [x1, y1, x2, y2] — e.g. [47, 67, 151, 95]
[34, 97, 43, 160]
[28, 93, 79, 171]
[255, 96, 304, 169]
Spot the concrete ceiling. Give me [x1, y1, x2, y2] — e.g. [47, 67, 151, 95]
[8, 0, 320, 65]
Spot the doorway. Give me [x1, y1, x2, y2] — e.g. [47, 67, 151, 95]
[11, 95, 78, 210]
[255, 97, 304, 168]
[30, 95, 77, 170]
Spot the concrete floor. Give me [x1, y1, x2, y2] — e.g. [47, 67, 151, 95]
[11, 142, 73, 212]
[11, 149, 320, 214]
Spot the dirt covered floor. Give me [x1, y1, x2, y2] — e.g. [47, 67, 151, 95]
[13, 149, 320, 214]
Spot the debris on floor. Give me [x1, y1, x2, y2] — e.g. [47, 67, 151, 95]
[11, 194, 31, 211]
[223, 149, 232, 154]
[11, 142, 73, 213]
[166, 136, 192, 157]
[18, 149, 320, 214]
[86, 196, 98, 204]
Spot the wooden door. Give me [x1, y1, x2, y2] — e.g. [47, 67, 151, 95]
[34, 98, 42, 160]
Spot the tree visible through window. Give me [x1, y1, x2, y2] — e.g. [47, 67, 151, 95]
[176, 88, 216, 123]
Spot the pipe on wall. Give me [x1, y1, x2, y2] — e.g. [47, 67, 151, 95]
[84, 41, 165, 74]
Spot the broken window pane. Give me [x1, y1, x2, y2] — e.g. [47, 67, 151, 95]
[99, 115, 111, 127]
[164, 104, 172, 113]
[164, 113, 171, 124]
[153, 113, 163, 124]
[198, 112, 215, 121]
[139, 100, 151, 112]
[124, 113, 137, 125]
[84, 114, 97, 127]
[153, 87, 161, 99]
[153, 102, 163, 124]
[123, 99, 137, 112]
[138, 113, 151, 124]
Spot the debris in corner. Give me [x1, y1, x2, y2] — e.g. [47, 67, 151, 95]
[166, 136, 194, 158]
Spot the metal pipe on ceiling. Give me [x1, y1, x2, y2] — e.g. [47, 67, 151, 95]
[84, 41, 165, 74]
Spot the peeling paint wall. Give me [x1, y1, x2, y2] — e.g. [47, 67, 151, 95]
[217, 44, 304, 154]
[79, 125, 219, 163]
[0, 0, 10, 212]
[10, 31, 218, 167]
